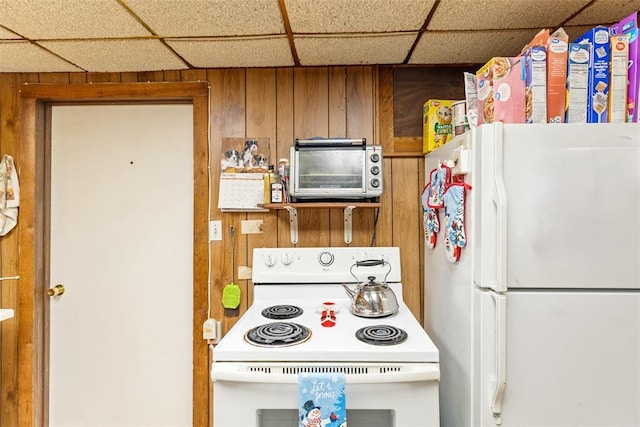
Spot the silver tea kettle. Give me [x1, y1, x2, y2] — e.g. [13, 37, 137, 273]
[342, 259, 399, 318]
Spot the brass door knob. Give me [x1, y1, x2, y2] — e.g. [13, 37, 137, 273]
[48, 284, 65, 297]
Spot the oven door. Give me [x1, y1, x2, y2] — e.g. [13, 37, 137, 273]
[212, 362, 440, 427]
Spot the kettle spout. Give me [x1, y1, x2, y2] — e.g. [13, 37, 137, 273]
[341, 283, 357, 299]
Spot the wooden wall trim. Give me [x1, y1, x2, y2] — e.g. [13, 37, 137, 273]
[17, 82, 210, 427]
[20, 82, 207, 101]
[18, 97, 44, 426]
[378, 66, 423, 157]
[378, 66, 394, 154]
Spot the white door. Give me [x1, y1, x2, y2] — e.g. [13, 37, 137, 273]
[475, 288, 640, 426]
[49, 104, 194, 426]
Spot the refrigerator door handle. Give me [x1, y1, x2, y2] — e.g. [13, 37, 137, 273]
[491, 293, 507, 424]
[493, 122, 508, 293]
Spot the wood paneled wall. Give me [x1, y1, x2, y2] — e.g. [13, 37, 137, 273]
[0, 65, 455, 426]
[207, 66, 424, 337]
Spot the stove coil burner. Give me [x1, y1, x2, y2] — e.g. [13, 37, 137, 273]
[261, 305, 303, 320]
[244, 322, 311, 347]
[355, 325, 408, 346]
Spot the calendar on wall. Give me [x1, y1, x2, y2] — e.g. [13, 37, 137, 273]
[217, 137, 270, 212]
[217, 173, 268, 212]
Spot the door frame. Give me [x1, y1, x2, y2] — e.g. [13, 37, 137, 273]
[18, 82, 210, 426]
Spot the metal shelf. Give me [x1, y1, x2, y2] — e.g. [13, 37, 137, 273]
[261, 202, 381, 244]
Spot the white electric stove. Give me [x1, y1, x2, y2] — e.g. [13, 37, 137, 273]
[212, 247, 440, 427]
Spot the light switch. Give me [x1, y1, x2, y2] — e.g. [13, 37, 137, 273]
[209, 220, 222, 241]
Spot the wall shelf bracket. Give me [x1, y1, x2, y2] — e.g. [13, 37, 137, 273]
[284, 206, 299, 244]
[262, 202, 380, 245]
[344, 206, 356, 244]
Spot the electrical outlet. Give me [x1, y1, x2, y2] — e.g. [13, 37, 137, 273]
[203, 318, 221, 341]
[238, 266, 252, 280]
[209, 220, 222, 241]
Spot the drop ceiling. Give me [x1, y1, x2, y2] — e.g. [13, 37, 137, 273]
[0, 0, 638, 73]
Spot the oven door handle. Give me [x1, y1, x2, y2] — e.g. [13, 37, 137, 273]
[211, 364, 440, 384]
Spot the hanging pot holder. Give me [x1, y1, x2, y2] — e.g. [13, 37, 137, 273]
[426, 164, 451, 209]
[442, 182, 472, 263]
[421, 183, 439, 249]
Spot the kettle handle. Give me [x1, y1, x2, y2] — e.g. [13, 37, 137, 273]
[356, 259, 384, 267]
[350, 259, 392, 283]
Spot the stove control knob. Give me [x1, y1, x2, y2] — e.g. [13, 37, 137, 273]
[264, 254, 276, 267]
[318, 251, 334, 266]
[281, 253, 293, 265]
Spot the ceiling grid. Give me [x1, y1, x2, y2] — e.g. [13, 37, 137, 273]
[0, 0, 638, 72]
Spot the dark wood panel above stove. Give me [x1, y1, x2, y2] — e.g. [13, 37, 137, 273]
[393, 66, 478, 138]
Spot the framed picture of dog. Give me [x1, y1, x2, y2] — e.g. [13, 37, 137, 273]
[221, 137, 270, 173]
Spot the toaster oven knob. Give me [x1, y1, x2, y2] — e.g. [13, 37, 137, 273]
[370, 153, 380, 162]
[370, 165, 380, 175]
[370, 178, 380, 188]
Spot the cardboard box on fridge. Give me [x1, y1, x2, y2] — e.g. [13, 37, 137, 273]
[610, 12, 639, 122]
[422, 99, 454, 153]
[522, 28, 569, 123]
[574, 26, 611, 123]
[565, 43, 590, 123]
[608, 34, 630, 123]
[476, 57, 526, 125]
[523, 45, 547, 123]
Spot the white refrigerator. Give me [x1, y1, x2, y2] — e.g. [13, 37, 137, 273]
[424, 123, 640, 427]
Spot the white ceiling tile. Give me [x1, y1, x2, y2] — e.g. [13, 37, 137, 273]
[0, 27, 19, 39]
[294, 33, 417, 66]
[284, 0, 435, 33]
[428, 0, 592, 30]
[409, 30, 538, 65]
[38, 39, 187, 72]
[0, 41, 82, 72]
[0, 0, 151, 39]
[1, 0, 637, 72]
[167, 36, 293, 68]
[565, 0, 640, 25]
[124, 0, 285, 37]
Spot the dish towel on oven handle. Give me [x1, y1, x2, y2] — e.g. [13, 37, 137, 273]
[298, 372, 346, 427]
[0, 155, 19, 236]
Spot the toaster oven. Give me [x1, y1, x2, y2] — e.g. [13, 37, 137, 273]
[288, 137, 383, 202]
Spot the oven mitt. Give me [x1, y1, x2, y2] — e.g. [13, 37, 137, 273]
[317, 302, 338, 327]
[222, 283, 241, 309]
[442, 182, 471, 263]
[421, 183, 439, 249]
[320, 309, 336, 327]
[427, 165, 451, 208]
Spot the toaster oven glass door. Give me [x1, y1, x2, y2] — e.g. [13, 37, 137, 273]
[295, 149, 365, 192]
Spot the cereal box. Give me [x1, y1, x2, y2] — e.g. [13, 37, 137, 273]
[476, 60, 494, 126]
[611, 12, 639, 122]
[608, 34, 629, 123]
[476, 57, 526, 125]
[423, 99, 454, 153]
[523, 45, 547, 123]
[574, 26, 611, 123]
[522, 28, 569, 123]
[565, 43, 590, 123]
